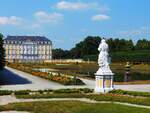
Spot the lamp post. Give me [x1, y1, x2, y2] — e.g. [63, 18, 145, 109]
[124, 62, 131, 82]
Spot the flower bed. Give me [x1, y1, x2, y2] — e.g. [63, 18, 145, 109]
[31, 71, 84, 85]
[7, 63, 85, 85]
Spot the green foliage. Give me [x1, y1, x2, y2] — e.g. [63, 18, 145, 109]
[135, 39, 150, 50]
[0, 33, 5, 71]
[109, 89, 150, 97]
[88, 94, 150, 106]
[15, 92, 150, 106]
[0, 90, 13, 95]
[52, 48, 70, 59]
[14, 90, 31, 95]
[107, 38, 134, 52]
[53, 88, 93, 94]
[53, 36, 149, 62]
[1, 101, 150, 113]
[53, 89, 81, 94]
[16, 93, 86, 99]
[69, 36, 101, 58]
[114, 73, 124, 82]
[114, 72, 150, 82]
[83, 50, 150, 62]
[0, 88, 92, 97]
[111, 50, 150, 62]
[83, 54, 98, 61]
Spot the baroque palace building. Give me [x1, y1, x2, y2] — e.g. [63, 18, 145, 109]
[4, 36, 52, 62]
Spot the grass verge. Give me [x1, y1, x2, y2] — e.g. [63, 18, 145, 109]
[16, 93, 150, 106]
[0, 101, 150, 113]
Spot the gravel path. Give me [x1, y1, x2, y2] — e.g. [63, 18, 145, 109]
[0, 67, 86, 90]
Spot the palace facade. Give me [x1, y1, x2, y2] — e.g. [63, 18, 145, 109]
[4, 36, 52, 62]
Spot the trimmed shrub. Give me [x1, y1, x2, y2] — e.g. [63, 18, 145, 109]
[14, 90, 31, 95]
[0, 90, 13, 95]
[109, 89, 150, 97]
[53, 89, 81, 94]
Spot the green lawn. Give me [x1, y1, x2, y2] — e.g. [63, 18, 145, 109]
[0, 101, 150, 113]
[16, 93, 150, 106]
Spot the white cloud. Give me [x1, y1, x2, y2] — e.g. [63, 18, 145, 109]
[92, 14, 110, 21]
[0, 16, 23, 26]
[119, 27, 150, 37]
[56, 1, 102, 11]
[34, 11, 63, 24]
[119, 30, 142, 36]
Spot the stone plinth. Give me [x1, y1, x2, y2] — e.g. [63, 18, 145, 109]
[95, 67, 114, 93]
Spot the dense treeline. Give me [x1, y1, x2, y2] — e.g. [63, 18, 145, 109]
[52, 48, 70, 59]
[0, 33, 5, 70]
[53, 36, 150, 62]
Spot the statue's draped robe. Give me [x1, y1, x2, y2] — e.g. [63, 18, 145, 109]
[98, 40, 109, 68]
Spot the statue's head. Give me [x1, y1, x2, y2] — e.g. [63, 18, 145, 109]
[99, 38, 108, 51]
[101, 39, 106, 43]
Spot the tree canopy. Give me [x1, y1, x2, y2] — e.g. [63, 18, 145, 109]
[52, 36, 150, 60]
[135, 39, 150, 50]
[52, 48, 70, 59]
[69, 36, 101, 58]
[0, 33, 5, 70]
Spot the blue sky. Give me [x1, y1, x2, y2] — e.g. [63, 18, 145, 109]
[0, 0, 150, 49]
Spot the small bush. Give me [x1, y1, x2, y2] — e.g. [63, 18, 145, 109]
[0, 90, 13, 95]
[14, 90, 31, 95]
[80, 88, 93, 93]
[109, 89, 150, 97]
[53, 89, 81, 94]
[53, 88, 93, 94]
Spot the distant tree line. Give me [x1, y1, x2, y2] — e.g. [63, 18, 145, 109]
[0, 33, 5, 70]
[52, 36, 150, 62]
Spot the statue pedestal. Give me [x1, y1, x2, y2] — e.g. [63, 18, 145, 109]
[94, 67, 114, 93]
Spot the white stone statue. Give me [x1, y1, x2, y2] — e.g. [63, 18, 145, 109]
[95, 39, 113, 75]
[98, 39, 109, 67]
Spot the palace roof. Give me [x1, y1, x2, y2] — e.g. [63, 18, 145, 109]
[4, 36, 52, 42]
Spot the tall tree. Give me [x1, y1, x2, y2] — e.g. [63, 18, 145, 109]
[125, 39, 134, 51]
[107, 38, 134, 51]
[0, 33, 5, 70]
[135, 39, 150, 50]
[70, 36, 101, 58]
[52, 48, 70, 59]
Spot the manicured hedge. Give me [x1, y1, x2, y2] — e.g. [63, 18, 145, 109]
[109, 89, 150, 97]
[53, 88, 93, 94]
[0, 88, 93, 96]
[111, 50, 150, 62]
[0, 90, 13, 95]
[83, 50, 150, 62]
[16, 93, 86, 99]
[114, 72, 150, 82]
